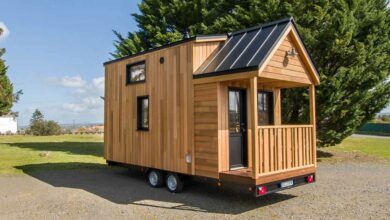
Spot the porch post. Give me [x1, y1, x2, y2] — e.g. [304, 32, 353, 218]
[309, 85, 317, 167]
[250, 76, 259, 179]
[273, 88, 282, 125]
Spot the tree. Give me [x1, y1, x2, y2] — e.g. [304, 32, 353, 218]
[113, 0, 390, 146]
[30, 109, 44, 123]
[28, 109, 62, 136]
[29, 109, 45, 136]
[0, 27, 22, 117]
[45, 120, 62, 135]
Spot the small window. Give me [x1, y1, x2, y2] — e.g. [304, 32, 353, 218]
[258, 91, 274, 125]
[137, 96, 149, 130]
[127, 61, 146, 84]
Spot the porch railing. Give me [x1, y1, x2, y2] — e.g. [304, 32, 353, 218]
[257, 125, 315, 175]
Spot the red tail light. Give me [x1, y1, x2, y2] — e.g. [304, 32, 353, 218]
[306, 175, 314, 183]
[257, 186, 267, 195]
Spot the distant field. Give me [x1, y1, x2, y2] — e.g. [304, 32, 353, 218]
[0, 135, 105, 174]
[0, 134, 389, 175]
[326, 136, 390, 159]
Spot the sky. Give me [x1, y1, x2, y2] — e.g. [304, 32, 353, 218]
[0, 0, 141, 126]
[1, 0, 389, 126]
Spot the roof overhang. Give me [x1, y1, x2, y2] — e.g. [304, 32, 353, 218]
[193, 17, 320, 86]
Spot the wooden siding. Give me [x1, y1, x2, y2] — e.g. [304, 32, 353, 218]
[194, 83, 219, 178]
[257, 125, 315, 175]
[104, 41, 194, 175]
[193, 41, 221, 74]
[260, 34, 313, 85]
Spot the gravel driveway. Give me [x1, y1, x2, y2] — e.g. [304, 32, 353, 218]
[0, 160, 389, 220]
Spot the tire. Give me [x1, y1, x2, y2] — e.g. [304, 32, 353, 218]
[147, 170, 164, 188]
[166, 173, 184, 193]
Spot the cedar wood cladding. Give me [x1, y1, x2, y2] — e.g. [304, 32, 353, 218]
[104, 40, 222, 175]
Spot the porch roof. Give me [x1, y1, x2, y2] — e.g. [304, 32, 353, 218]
[194, 17, 319, 81]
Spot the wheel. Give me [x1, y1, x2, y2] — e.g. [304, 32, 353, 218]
[147, 170, 164, 188]
[166, 173, 184, 193]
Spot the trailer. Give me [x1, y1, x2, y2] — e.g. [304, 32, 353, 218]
[103, 17, 319, 196]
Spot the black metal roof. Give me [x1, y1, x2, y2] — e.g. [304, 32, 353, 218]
[105, 17, 319, 81]
[195, 17, 294, 77]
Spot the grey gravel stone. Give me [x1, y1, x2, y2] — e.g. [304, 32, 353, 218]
[0, 161, 389, 220]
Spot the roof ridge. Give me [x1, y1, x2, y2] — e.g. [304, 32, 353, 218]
[229, 16, 294, 36]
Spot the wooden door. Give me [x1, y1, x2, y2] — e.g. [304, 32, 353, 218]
[228, 88, 247, 169]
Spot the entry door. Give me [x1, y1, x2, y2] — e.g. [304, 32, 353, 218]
[228, 88, 247, 169]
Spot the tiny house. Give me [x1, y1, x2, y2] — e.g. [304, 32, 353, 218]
[104, 17, 319, 196]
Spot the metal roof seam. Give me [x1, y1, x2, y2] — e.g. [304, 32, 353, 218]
[229, 28, 263, 69]
[246, 24, 278, 67]
[230, 17, 292, 35]
[199, 37, 233, 73]
[256, 23, 291, 70]
[215, 32, 247, 71]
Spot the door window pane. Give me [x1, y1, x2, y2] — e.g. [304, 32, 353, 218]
[229, 91, 241, 133]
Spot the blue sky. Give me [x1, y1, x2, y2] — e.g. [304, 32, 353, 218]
[0, 0, 141, 126]
[1, 0, 389, 126]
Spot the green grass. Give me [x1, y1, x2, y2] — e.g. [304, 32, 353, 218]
[331, 136, 390, 159]
[0, 134, 105, 175]
[1, 134, 388, 175]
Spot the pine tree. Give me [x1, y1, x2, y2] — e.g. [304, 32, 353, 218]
[112, 0, 390, 146]
[0, 27, 22, 117]
[112, 0, 221, 58]
[30, 109, 44, 123]
[0, 50, 14, 116]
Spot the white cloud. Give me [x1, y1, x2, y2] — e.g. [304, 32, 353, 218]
[46, 75, 105, 112]
[60, 76, 86, 88]
[58, 76, 105, 112]
[63, 97, 102, 112]
[0, 22, 10, 40]
[92, 77, 104, 90]
[62, 103, 87, 112]
[50, 75, 104, 93]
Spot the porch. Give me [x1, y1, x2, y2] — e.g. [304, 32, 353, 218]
[192, 21, 320, 183]
[219, 75, 317, 184]
[194, 70, 318, 184]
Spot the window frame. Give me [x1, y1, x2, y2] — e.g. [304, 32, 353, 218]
[137, 95, 149, 131]
[126, 61, 146, 85]
[257, 90, 274, 125]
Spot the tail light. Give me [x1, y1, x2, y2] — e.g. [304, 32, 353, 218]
[306, 175, 314, 183]
[257, 186, 267, 196]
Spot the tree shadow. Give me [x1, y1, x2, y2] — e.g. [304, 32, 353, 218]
[317, 149, 334, 162]
[6, 142, 103, 157]
[317, 150, 333, 158]
[15, 163, 296, 215]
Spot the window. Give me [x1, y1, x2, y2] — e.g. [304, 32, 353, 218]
[137, 96, 149, 130]
[127, 61, 146, 84]
[258, 91, 274, 125]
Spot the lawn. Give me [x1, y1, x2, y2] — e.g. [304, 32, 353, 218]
[0, 134, 389, 175]
[327, 136, 390, 159]
[0, 134, 105, 175]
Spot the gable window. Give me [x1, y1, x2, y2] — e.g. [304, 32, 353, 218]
[127, 61, 146, 84]
[137, 96, 149, 130]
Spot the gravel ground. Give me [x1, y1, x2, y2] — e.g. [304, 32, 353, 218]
[0, 161, 389, 220]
